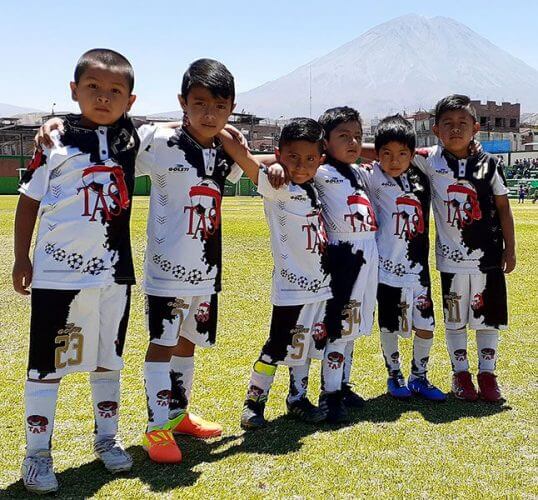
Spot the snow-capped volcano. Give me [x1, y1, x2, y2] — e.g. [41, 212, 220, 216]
[236, 14, 538, 119]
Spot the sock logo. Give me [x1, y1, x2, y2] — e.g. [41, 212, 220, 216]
[97, 401, 118, 418]
[247, 385, 264, 400]
[481, 348, 496, 360]
[327, 351, 345, 370]
[454, 349, 467, 361]
[156, 390, 171, 407]
[27, 415, 48, 434]
[391, 351, 400, 363]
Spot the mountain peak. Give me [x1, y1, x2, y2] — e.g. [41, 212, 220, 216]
[237, 15, 538, 118]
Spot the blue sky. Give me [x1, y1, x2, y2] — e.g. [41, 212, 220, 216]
[2, 0, 537, 115]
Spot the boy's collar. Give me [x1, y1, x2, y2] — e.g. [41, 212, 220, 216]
[180, 125, 220, 150]
[64, 113, 130, 133]
[325, 154, 353, 169]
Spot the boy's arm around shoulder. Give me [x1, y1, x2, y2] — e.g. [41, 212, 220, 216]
[219, 129, 262, 185]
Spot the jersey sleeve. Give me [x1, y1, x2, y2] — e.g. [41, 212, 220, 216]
[226, 162, 243, 184]
[491, 160, 510, 196]
[19, 144, 55, 201]
[256, 167, 280, 200]
[136, 122, 157, 153]
[412, 151, 431, 174]
[135, 125, 159, 177]
[354, 163, 373, 195]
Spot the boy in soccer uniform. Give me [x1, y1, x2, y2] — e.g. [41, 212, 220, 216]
[135, 59, 259, 462]
[226, 118, 331, 430]
[12, 49, 151, 494]
[314, 107, 378, 422]
[357, 115, 446, 401]
[413, 95, 516, 402]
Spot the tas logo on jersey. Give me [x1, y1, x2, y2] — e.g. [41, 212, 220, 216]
[302, 211, 327, 254]
[27, 415, 49, 434]
[194, 302, 211, 323]
[78, 165, 130, 221]
[444, 181, 482, 229]
[184, 180, 222, 240]
[392, 194, 425, 240]
[344, 193, 377, 232]
[97, 401, 118, 418]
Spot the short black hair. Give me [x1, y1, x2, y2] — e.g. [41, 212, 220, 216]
[434, 94, 477, 124]
[318, 106, 362, 139]
[74, 48, 134, 93]
[181, 58, 235, 103]
[374, 114, 416, 152]
[278, 118, 325, 153]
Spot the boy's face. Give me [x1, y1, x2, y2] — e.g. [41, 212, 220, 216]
[70, 64, 135, 127]
[179, 85, 235, 144]
[326, 121, 362, 164]
[433, 110, 480, 156]
[275, 141, 325, 184]
[378, 141, 414, 178]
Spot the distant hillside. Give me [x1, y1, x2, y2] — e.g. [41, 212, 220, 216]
[0, 103, 42, 117]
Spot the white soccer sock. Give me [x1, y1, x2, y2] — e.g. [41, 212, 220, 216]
[246, 361, 276, 402]
[380, 331, 401, 374]
[90, 370, 120, 440]
[25, 380, 60, 456]
[342, 341, 354, 385]
[410, 336, 433, 379]
[321, 342, 346, 393]
[287, 360, 311, 403]
[144, 362, 170, 430]
[169, 355, 194, 419]
[446, 328, 469, 373]
[476, 329, 499, 373]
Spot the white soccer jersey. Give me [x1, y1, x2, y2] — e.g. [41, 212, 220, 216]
[357, 162, 432, 288]
[315, 160, 377, 243]
[136, 126, 243, 297]
[258, 169, 332, 306]
[19, 114, 148, 289]
[414, 146, 509, 274]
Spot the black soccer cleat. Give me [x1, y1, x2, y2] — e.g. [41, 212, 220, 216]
[319, 390, 350, 424]
[286, 396, 326, 424]
[241, 399, 267, 430]
[341, 383, 366, 408]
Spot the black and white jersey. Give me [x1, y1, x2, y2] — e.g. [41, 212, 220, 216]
[258, 169, 332, 306]
[314, 159, 377, 243]
[357, 162, 431, 288]
[136, 126, 242, 297]
[19, 114, 148, 289]
[414, 145, 509, 274]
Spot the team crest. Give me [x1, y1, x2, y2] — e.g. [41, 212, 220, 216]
[471, 293, 484, 311]
[444, 180, 482, 229]
[195, 302, 211, 323]
[184, 179, 222, 240]
[344, 192, 377, 232]
[327, 351, 344, 370]
[27, 415, 48, 434]
[392, 194, 424, 240]
[97, 401, 118, 418]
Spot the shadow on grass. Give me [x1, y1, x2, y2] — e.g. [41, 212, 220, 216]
[0, 398, 510, 497]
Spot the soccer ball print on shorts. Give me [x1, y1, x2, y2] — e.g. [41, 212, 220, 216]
[258, 301, 328, 367]
[377, 283, 435, 338]
[28, 284, 131, 380]
[145, 294, 218, 348]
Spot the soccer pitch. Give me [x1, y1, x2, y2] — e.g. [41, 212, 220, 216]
[0, 196, 536, 498]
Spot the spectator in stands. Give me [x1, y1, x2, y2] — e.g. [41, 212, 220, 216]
[518, 184, 526, 204]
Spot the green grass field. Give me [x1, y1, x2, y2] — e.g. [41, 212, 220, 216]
[0, 196, 536, 498]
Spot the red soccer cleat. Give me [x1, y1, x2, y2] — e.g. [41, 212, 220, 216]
[451, 371, 479, 401]
[477, 372, 502, 402]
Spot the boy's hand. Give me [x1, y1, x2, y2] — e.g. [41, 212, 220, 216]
[34, 118, 64, 149]
[267, 163, 288, 189]
[223, 124, 248, 148]
[12, 257, 33, 295]
[501, 250, 516, 274]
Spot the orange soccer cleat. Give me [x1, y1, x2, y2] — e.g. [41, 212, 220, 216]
[142, 429, 182, 463]
[169, 412, 223, 439]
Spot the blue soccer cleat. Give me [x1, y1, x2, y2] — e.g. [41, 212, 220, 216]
[387, 371, 412, 399]
[408, 376, 447, 402]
